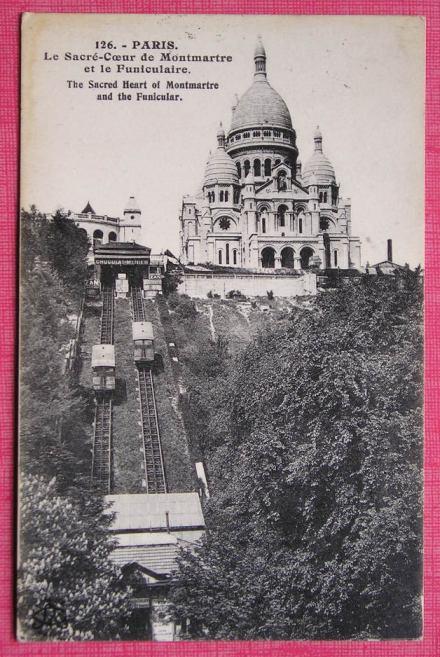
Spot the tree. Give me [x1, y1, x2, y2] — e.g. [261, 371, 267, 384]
[19, 261, 92, 486]
[171, 271, 423, 639]
[17, 475, 132, 640]
[20, 207, 89, 297]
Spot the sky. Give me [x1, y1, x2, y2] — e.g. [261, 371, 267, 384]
[21, 14, 425, 267]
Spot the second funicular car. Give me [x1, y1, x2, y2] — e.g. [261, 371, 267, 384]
[91, 344, 116, 392]
[133, 321, 155, 364]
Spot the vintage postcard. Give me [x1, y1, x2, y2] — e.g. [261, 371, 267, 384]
[18, 13, 424, 641]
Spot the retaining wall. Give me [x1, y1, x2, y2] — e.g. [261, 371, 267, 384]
[178, 271, 317, 298]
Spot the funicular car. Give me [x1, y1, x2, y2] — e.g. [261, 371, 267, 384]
[91, 344, 115, 392]
[133, 321, 155, 364]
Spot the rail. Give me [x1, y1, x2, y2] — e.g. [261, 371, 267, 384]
[100, 286, 115, 343]
[137, 366, 167, 494]
[91, 397, 112, 493]
[131, 287, 167, 493]
[91, 285, 114, 492]
[131, 286, 145, 322]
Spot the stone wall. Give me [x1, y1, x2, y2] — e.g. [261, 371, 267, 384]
[178, 271, 317, 298]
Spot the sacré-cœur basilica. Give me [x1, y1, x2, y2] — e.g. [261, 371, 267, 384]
[179, 38, 362, 272]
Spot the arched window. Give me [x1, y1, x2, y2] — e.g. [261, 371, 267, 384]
[299, 217, 303, 234]
[233, 249, 237, 265]
[261, 246, 275, 268]
[278, 205, 287, 227]
[262, 216, 266, 233]
[93, 229, 103, 247]
[254, 159, 261, 177]
[275, 159, 281, 167]
[236, 162, 241, 178]
[244, 160, 250, 177]
[281, 247, 295, 268]
[324, 192, 328, 203]
[264, 158, 271, 176]
[226, 243, 230, 265]
[108, 231, 117, 242]
[225, 191, 229, 203]
[212, 191, 215, 203]
[218, 250, 222, 264]
[334, 250, 338, 267]
[319, 192, 323, 203]
[220, 190, 224, 202]
[300, 247, 314, 269]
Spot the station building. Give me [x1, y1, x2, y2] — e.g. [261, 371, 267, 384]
[179, 39, 362, 271]
[72, 197, 142, 247]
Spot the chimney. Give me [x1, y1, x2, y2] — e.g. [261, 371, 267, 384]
[387, 239, 393, 262]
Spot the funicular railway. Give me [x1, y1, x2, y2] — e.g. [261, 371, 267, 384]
[131, 287, 167, 494]
[91, 285, 115, 492]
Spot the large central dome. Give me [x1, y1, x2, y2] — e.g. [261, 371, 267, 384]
[230, 39, 293, 132]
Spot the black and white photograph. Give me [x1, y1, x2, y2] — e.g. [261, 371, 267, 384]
[18, 13, 424, 641]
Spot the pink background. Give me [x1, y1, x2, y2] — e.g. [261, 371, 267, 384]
[0, 1, 438, 655]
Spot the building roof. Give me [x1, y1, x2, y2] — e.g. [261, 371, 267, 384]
[204, 126, 239, 185]
[95, 241, 150, 254]
[124, 195, 141, 214]
[231, 80, 293, 132]
[230, 40, 292, 132]
[302, 127, 336, 186]
[82, 201, 95, 214]
[92, 344, 115, 367]
[106, 493, 205, 532]
[110, 543, 179, 575]
[132, 321, 154, 341]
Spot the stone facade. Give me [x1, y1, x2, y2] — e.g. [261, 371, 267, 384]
[71, 197, 142, 247]
[180, 39, 362, 272]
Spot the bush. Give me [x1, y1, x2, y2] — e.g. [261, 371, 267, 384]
[267, 290, 274, 300]
[175, 298, 198, 320]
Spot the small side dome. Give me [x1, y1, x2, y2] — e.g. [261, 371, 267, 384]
[204, 125, 239, 186]
[302, 127, 336, 186]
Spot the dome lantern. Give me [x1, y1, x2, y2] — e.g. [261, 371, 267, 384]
[314, 126, 323, 152]
[217, 122, 226, 149]
[254, 36, 267, 80]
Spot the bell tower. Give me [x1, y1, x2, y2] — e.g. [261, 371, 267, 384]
[121, 196, 142, 243]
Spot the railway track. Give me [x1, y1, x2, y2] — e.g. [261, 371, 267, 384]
[91, 397, 112, 493]
[100, 286, 115, 344]
[137, 366, 167, 494]
[131, 287, 167, 493]
[92, 285, 114, 492]
[131, 286, 145, 322]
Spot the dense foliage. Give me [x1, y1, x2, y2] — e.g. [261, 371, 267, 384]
[20, 208, 92, 487]
[18, 476, 131, 640]
[18, 207, 132, 639]
[172, 271, 423, 639]
[21, 207, 89, 297]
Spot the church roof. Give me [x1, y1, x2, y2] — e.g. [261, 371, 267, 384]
[82, 201, 95, 214]
[230, 39, 293, 132]
[302, 127, 336, 186]
[204, 125, 238, 185]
